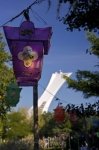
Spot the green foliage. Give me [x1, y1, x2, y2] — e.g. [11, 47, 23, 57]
[39, 112, 72, 137]
[87, 32, 99, 57]
[39, 112, 55, 136]
[5, 108, 32, 140]
[53, 119, 72, 134]
[0, 109, 97, 149]
[0, 34, 13, 95]
[0, 33, 15, 119]
[0, 135, 33, 150]
[0, 33, 11, 64]
[65, 70, 99, 98]
[58, 0, 99, 32]
[38, 0, 99, 32]
[64, 33, 99, 98]
[5, 83, 22, 107]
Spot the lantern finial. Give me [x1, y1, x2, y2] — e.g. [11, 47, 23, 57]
[23, 9, 30, 21]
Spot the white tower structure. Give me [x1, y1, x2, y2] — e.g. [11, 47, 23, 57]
[28, 71, 72, 115]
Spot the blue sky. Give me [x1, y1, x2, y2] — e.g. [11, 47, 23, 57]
[0, 0, 98, 112]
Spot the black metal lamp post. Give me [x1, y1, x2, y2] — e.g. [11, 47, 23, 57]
[3, 20, 52, 150]
[33, 82, 39, 149]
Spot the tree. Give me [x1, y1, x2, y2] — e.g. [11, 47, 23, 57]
[37, 0, 99, 32]
[38, 111, 72, 138]
[39, 112, 55, 137]
[6, 108, 31, 140]
[64, 32, 99, 99]
[0, 33, 14, 118]
[0, 33, 15, 140]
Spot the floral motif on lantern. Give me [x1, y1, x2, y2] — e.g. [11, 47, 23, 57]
[18, 46, 38, 67]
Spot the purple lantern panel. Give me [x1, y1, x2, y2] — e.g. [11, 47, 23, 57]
[3, 21, 52, 86]
[12, 42, 44, 86]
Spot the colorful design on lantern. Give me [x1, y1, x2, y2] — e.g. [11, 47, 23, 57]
[18, 46, 38, 67]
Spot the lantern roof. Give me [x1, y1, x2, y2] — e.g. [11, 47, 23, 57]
[3, 21, 52, 55]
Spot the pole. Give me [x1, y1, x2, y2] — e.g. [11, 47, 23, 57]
[33, 82, 39, 150]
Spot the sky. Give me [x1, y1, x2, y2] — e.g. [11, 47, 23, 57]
[0, 0, 98, 112]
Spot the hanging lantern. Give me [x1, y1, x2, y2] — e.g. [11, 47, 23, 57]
[54, 105, 65, 123]
[3, 21, 52, 86]
[5, 82, 22, 107]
